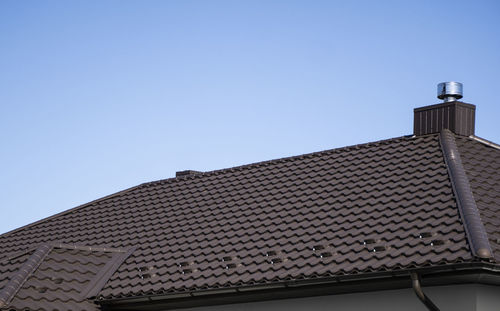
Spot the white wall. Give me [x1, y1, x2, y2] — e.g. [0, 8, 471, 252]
[175, 284, 499, 311]
[475, 284, 500, 311]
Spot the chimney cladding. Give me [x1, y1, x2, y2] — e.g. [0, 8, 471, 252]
[413, 82, 475, 136]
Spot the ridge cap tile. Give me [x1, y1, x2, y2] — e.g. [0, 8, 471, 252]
[439, 130, 494, 260]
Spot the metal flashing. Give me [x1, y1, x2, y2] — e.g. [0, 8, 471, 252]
[81, 246, 137, 299]
[439, 129, 493, 260]
[51, 242, 129, 253]
[470, 135, 500, 150]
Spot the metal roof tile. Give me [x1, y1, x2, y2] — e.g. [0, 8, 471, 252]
[0, 133, 499, 310]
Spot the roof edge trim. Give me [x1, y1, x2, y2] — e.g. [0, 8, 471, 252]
[439, 129, 494, 260]
[0, 244, 53, 308]
[470, 135, 500, 150]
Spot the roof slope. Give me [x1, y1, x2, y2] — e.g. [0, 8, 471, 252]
[0, 244, 133, 311]
[1, 133, 481, 309]
[455, 136, 500, 261]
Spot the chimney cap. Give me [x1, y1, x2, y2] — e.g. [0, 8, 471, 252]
[437, 82, 463, 102]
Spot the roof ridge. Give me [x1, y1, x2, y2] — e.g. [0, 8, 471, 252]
[439, 129, 494, 260]
[0, 135, 415, 243]
[0, 183, 144, 241]
[0, 135, 414, 245]
[142, 134, 414, 188]
[0, 244, 53, 308]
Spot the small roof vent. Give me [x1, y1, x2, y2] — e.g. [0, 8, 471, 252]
[176, 170, 202, 178]
[437, 82, 463, 103]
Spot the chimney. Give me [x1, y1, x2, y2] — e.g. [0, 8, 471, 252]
[176, 170, 202, 178]
[413, 82, 475, 136]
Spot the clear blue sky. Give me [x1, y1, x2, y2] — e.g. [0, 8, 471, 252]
[1, 0, 499, 234]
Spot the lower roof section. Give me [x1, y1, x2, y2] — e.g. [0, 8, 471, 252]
[100, 263, 500, 311]
[0, 244, 134, 311]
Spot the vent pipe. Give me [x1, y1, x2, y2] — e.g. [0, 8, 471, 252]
[437, 82, 463, 103]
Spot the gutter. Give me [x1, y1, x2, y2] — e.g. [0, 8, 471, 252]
[99, 263, 500, 310]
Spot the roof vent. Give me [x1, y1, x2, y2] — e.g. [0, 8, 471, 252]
[413, 82, 475, 136]
[176, 170, 202, 178]
[437, 82, 463, 103]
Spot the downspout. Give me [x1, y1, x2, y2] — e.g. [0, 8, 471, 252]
[410, 272, 440, 311]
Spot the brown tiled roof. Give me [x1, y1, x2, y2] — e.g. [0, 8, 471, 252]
[455, 136, 500, 260]
[0, 132, 499, 310]
[0, 244, 133, 310]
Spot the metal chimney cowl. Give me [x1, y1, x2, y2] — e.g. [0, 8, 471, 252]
[413, 82, 475, 137]
[437, 82, 463, 102]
